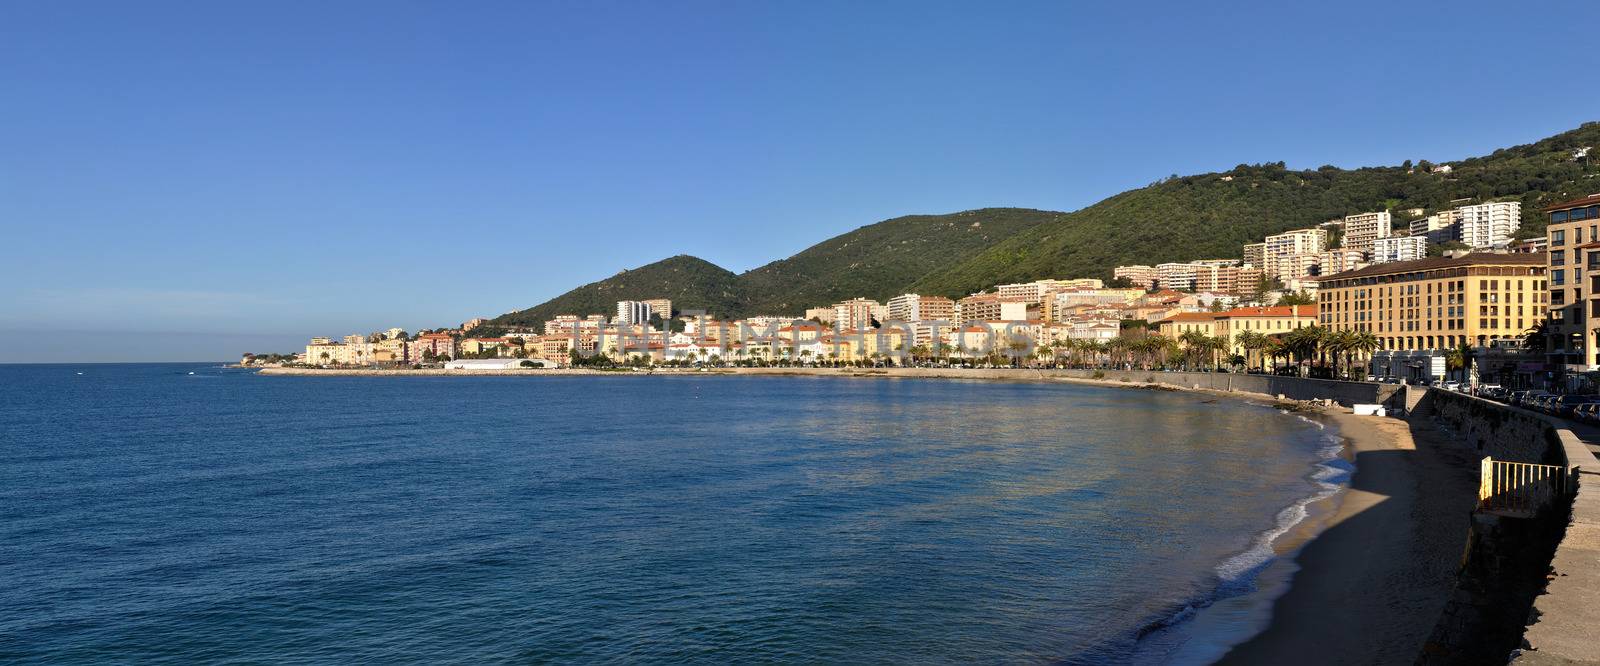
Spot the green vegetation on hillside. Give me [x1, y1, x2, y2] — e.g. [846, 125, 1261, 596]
[492, 255, 746, 328]
[495, 122, 1600, 324]
[912, 122, 1600, 297]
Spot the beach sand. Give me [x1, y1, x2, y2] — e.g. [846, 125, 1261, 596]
[1216, 409, 1480, 665]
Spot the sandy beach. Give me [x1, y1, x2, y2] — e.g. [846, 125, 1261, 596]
[1217, 408, 1480, 664]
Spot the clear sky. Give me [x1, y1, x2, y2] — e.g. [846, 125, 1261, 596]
[3, 1, 1597, 362]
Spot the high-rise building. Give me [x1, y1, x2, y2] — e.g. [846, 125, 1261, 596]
[1370, 236, 1427, 264]
[1457, 201, 1522, 249]
[1316, 253, 1545, 352]
[831, 298, 884, 330]
[1262, 229, 1328, 282]
[1545, 195, 1600, 367]
[1340, 211, 1392, 252]
[885, 294, 955, 322]
[641, 299, 673, 320]
[615, 300, 653, 325]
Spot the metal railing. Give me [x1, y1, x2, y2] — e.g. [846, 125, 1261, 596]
[1478, 456, 1568, 517]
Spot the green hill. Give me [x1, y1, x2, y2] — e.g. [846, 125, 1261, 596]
[911, 123, 1600, 297]
[491, 255, 746, 328]
[735, 208, 1060, 313]
[494, 122, 1600, 324]
[492, 208, 1055, 325]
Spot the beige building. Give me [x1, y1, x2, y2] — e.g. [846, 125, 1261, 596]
[955, 293, 1028, 322]
[831, 298, 885, 330]
[1263, 229, 1328, 283]
[1340, 211, 1392, 252]
[885, 293, 955, 322]
[1546, 195, 1600, 367]
[1113, 265, 1157, 290]
[1243, 243, 1265, 269]
[1316, 253, 1545, 352]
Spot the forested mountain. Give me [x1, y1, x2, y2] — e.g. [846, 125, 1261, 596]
[491, 255, 745, 329]
[494, 122, 1600, 323]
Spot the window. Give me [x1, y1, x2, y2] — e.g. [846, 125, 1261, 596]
[1575, 207, 1592, 221]
[1553, 269, 1566, 286]
[1554, 211, 1570, 223]
[1554, 229, 1567, 245]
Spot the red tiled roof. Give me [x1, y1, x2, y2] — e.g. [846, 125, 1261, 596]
[1216, 305, 1317, 318]
[1157, 312, 1218, 324]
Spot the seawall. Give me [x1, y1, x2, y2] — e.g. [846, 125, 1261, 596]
[1407, 387, 1600, 665]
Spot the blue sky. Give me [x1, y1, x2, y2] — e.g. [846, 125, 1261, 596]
[2, 1, 1597, 362]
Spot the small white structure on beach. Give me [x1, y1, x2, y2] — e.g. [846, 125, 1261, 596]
[444, 358, 553, 370]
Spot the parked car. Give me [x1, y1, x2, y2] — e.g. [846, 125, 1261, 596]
[1551, 395, 1600, 418]
[1573, 402, 1600, 423]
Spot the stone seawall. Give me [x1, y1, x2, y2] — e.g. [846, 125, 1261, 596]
[1407, 387, 1600, 664]
[1054, 369, 1400, 407]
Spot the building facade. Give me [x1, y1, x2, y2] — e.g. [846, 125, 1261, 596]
[1113, 265, 1157, 290]
[1546, 195, 1600, 367]
[1457, 201, 1522, 249]
[1316, 253, 1545, 352]
[1341, 211, 1392, 252]
[1370, 236, 1427, 264]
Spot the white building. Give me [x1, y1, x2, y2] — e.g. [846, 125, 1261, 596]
[831, 298, 884, 331]
[1155, 262, 1199, 291]
[1370, 235, 1427, 264]
[1457, 201, 1522, 248]
[615, 300, 653, 325]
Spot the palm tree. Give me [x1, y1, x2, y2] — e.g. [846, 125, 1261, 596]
[1236, 330, 1266, 373]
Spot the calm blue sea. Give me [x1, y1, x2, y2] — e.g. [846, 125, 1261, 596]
[0, 363, 1346, 664]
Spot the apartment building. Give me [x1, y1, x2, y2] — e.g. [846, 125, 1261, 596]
[1545, 194, 1600, 367]
[1262, 229, 1328, 283]
[1370, 236, 1427, 264]
[1155, 262, 1198, 291]
[1317, 249, 1367, 276]
[615, 300, 653, 325]
[885, 293, 956, 322]
[544, 314, 608, 336]
[1411, 209, 1461, 244]
[1458, 201, 1522, 249]
[1315, 253, 1545, 352]
[641, 299, 673, 319]
[1341, 211, 1392, 252]
[1113, 265, 1157, 290]
[831, 298, 885, 330]
[1243, 243, 1265, 269]
[955, 293, 1028, 322]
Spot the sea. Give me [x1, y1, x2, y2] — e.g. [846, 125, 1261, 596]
[0, 363, 1351, 664]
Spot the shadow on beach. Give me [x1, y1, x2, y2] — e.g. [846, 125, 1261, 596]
[1217, 413, 1480, 665]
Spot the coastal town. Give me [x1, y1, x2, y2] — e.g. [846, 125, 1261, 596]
[251, 195, 1600, 391]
